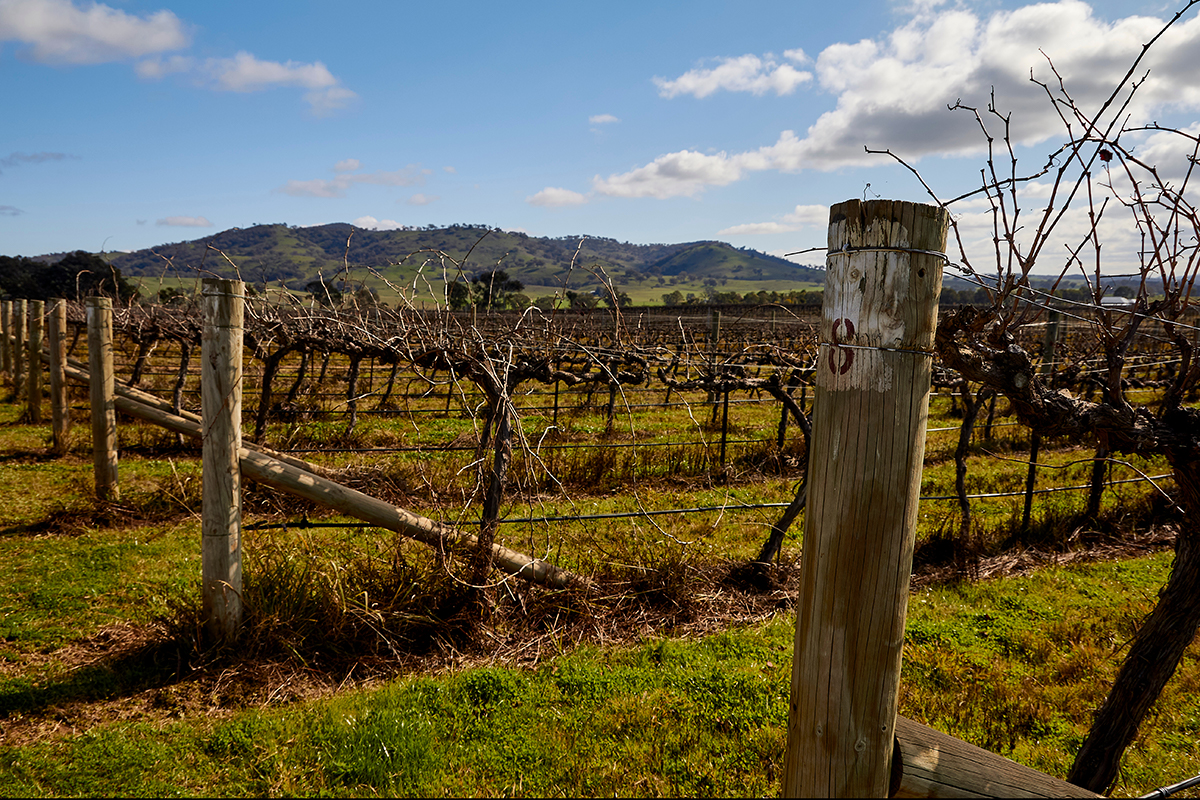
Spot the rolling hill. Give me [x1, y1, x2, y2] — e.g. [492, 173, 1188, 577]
[107, 223, 825, 296]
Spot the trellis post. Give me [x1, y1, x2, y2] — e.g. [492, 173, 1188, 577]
[86, 297, 119, 500]
[13, 299, 26, 402]
[26, 300, 44, 424]
[783, 199, 948, 797]
[0, 300, 10, 385]
[201, 278, 245, 641]
[48, 299, 69, 454]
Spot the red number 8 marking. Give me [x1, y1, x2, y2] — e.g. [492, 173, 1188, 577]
[829, 318, 855, 376]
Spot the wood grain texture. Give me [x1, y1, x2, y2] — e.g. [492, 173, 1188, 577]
[200, 279, 244, 641]
[784, 200, 948, 797]
[893, 715, 1098, 798]
[85, 297, 118, 501]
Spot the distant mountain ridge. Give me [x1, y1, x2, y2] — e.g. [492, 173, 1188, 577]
[105, 222, 825, 290]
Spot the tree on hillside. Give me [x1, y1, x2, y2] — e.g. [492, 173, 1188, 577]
[470, 270, 524, 311]
[878, 3, 1200, 790]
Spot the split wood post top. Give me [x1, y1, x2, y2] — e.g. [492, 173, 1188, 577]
[784, 199, 948, 797]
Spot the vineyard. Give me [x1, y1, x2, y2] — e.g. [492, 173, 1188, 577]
[0, 264, 1196, 796]
[6, 290, 1179, 574]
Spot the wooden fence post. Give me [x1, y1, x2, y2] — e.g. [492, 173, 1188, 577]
[26, 300, 44, 424]
[201, 278, 245, 641]
[48, 299, 69, 454]
[0, 300, 10, 385]
[13, 299, 26, 402]
[86, 297, 119, 500]
[783, 199, 948, 797]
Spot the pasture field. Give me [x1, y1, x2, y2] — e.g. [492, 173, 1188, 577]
[0, 306, 1194, 797]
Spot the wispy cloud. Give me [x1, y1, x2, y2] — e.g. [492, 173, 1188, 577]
[0, 0, 189, 65]
[0, 150, 74, 174]
[406, 193, 438, 206]
[156, 215, 213, 227]
[278, 162, 431, 198]
[526, 187, 588, 208]
[0, 205, 22, 216]
[654, 51, 812, 99]
[589, 113, 620, 125]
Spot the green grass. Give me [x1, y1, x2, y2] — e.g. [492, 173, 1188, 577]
[1, 555, 1197, 796]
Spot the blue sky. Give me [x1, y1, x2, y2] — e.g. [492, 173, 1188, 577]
[2, 0, 1198, 275]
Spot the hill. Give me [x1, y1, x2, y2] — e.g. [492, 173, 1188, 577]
[105, 223, 825, 296]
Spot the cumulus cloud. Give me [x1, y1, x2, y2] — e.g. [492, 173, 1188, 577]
[193, 51, 357, 114]
[406, 193, 438, 206]
[601, 2, 1200, 199]
[0, 0, 189, 65]
[352, 216, 403, 231]
[1, 2, 355, 114]
[719, 204, 829, 235]
[589, 113, 620, 125]
[278, 163, 431, 198]
[594, 149, 750, 199]
[654, 52, 812, 99]
[156, 215, 212, 227]
[526, 187, 589, 207]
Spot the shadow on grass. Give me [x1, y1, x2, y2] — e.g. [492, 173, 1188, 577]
[0, 627, 188, 718]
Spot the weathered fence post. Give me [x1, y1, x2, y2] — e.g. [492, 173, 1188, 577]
[86, 297, 119, 500]
[783, 199, 948, 797]
[0, 300, 10, 384]
[201, 278, 245, 641]
[26, 300, 44, 424]
[13, 299, 26, 402]
[48, 299, 69, 454]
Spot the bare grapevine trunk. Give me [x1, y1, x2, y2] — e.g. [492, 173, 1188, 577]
[1068, 456, 1200, 793]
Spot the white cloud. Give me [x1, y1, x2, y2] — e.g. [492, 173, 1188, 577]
[527, 187, 588, 207]
[304, 86, 357, 116]
[406, 193, 438, 206]
[352, 216, 403, 231]
[278, 163, 431, 198]
[593, 149, 750, 199]
[0, 0, 189, 65]
[719, 204, 829, 235]
[333, 158, 361, 173]
[156, 215, 212, 227]
[206, 51, 334, 92]
[198, 51, 357, 114]
[133, 53, 192, 79]
[589, 113, 620, 124]
[604, 2, 1200, 199]
[654, 53, 812, 99]
[443, 165, 457, 174]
